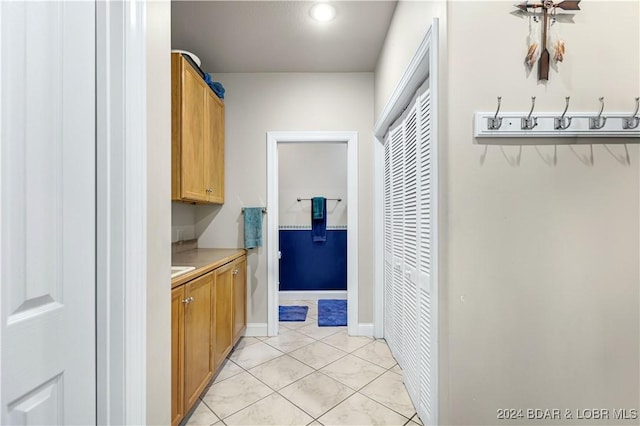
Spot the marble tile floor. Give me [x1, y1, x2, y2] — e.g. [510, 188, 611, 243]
[184, 300, 422, 426]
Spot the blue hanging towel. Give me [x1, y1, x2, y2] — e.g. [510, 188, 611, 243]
[243, 208, 263, 249]
[311, 197, 327, 243]
[312, 197, 324, 220]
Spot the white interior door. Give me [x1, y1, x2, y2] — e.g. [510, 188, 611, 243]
[1, 1, 97, 424]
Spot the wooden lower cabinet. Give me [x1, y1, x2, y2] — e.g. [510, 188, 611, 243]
[212, 262, 233, 370]
[171, 253, 247, 426]
[232, 256, 247, 343]
[171, 287, 185, 426]
[183, 273, 214, 410]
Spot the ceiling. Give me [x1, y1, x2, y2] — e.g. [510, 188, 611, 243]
[171, 1, 398, 73]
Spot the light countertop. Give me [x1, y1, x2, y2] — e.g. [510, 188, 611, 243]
[171, 248, 246, 288]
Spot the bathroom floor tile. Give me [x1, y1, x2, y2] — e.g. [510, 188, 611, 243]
[351, 340, 397, 369]
[202, 371, 273, 419]
[213, 359, 244, 384]
[321, 330, 373, 353]
[185, 400, 220, 426]
[411, 413, 424, 425]
[317, 392, 409, 426]
[320, 354, 386, 390]
[282, 318, 317, 330]
[248, 355, 314, 390]
[288, 341, 347, 370]
[297, 323, 343, 340]
[389, 363, 402, 375]
[359, 371, 416, 418]
[234, 336, 261, 351]
[224, 392, 313, 426]
[278, 372, 354, 418]
[263, 330, 316, 353]
[228, 341, 284, 369]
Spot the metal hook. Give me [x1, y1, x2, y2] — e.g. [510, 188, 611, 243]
[488, 96, 503, 130]
[622, 97, 640, 130]
[521, 96, 538, 130]
[589, 97, 607, 129]
[554, 96, 572, 130]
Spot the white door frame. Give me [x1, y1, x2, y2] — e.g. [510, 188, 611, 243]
[372, 17, 439, 422]
[96, 1, 147, 424]
[267, 131, 359, 336]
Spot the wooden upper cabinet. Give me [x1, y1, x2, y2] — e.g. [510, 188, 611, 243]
[205, 89, 225, 203]
[172, 53, 224, 204]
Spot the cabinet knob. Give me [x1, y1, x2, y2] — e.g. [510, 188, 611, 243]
[232, 269, 238, 275]
[206, 188, 212, 193]
[182, 296, 195, 304]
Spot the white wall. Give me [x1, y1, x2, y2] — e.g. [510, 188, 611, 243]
[146, 1, 171, 424]
[172, 202, 196, 242]
[445, 2, 639, 424]
[197, 72, 374, 326]
[376, 1, 639, 424]
[374, 0, 447, 119]
[278, 143, 348, 228]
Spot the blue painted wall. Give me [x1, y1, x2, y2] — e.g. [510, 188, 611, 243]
[279, 229, 347, 291]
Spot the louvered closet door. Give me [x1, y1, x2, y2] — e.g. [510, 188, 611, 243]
[382, 86, 437, 425]
[389, 125, 405, 364]
[401, 106, 420, 403]
[417, 89, 436, 424]
[383, 138, 394, 342]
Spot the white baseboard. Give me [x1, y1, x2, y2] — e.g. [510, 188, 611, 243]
[279, 290, 347, 301]
[353, 323, 374, 337]
[244, 323, 268, 337]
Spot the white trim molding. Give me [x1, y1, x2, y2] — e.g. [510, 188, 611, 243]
[96, 1, 147, 424]
[279, 291, 347, 301]
[267, 131, 359, 337]
[355, 323, 374, 337]
[244, 323, 268, 337]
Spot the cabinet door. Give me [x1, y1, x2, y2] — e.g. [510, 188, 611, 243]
[232, 256, 247, 344]
[171, 287, 185, 426]
[205, 90, 225, 204]
[184, 273, 214, 411]
[213, 263, 233, 370]
[180, 63, 207, 202]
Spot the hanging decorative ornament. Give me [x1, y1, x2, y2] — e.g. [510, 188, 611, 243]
[525, 12, 541, 66]
[514, 0, 581, 80]
[549, 10, 566, 62]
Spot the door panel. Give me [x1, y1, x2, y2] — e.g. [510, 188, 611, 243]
[213, 264, 233, 369]
[184, 274, 213, 410]
[232, 257, 247, 342]
[1, 1, 96, 424]
[171, 287, 185, 426]
[181, 64, 206, 201]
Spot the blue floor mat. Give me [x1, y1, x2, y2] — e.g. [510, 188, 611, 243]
[318, 299, 347, 326]
[279, 305, 309, 321]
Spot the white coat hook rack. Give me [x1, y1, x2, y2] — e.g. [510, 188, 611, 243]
[622, 97, 640, 130]
[488, 96, 503, 130]
[589, 97, 606, 129]
[474, 96, 640, 139]
[521, 97, 538, 130]
[554, 97, 572, 130]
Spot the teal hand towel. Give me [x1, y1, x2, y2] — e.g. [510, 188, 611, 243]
[243, 208, 263, 249]
[312, 197, 325, 220]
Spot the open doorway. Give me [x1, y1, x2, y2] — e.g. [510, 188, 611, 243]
[266, 132, 359, 337]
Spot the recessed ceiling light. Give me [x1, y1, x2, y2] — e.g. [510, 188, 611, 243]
[310, 3, 336, 22]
